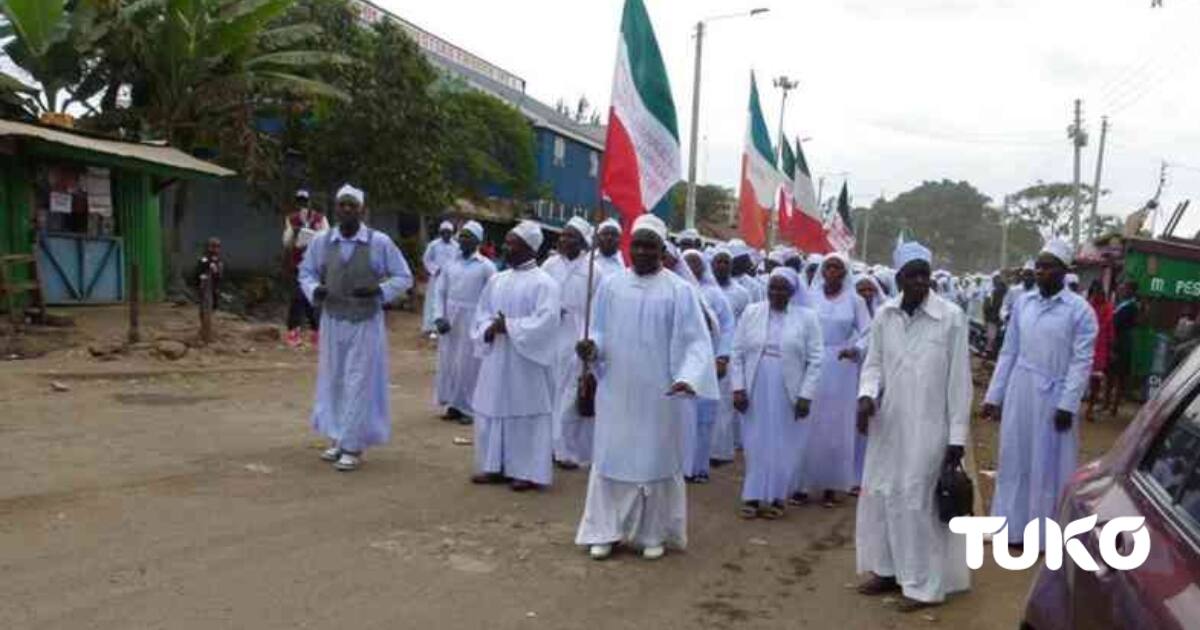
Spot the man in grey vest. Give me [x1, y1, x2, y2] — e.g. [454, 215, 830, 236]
[298, 184, 413, 471]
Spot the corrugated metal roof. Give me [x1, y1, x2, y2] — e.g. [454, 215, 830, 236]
[0, 119, 235, 177]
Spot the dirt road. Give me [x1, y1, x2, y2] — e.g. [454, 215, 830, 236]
[1, 309, 1062, 629]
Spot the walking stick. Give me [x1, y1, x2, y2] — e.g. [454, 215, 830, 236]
[575, 243, 598, 418]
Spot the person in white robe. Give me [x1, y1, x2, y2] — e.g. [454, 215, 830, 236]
[732, 267, 823, 519]
[854, 241, 972, 611]
[542, 216, 599, 469]
[421, 220, 459, 334]
[851, 273, 885, 490]
[728, 240, 765, 303]
[299, 184, 413, 472]
[431, 221, 496, 424]
[681, 249, 735, 483]
[1000, 260, 1035, 322]
[799, 252, 871, 506]
[709, 246, 751, 465]
[575, 214, 719, 561]
[594, 218, 627, 280]
[804, 254, 825, 288]
[470, 221, 562, 491]
[983, 238, 1098, 548]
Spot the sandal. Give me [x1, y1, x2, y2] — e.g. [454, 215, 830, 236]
[896, 596, 938, 613]
[760, 503, 785, 520]
[788, 492, 809, 507]
[856, 575, 900, 596]
[739, 502, 759, 519]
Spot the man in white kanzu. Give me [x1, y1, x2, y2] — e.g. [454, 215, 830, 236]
[593, 218, 627, 280]
[431, 221, 496, 424]
[541, 216, 599, 469]
[298, 184, 413, 472]
[854, 241, 972, 612]
[574, 214, 718, 561]
[422, 220, 459, 335]
[469, 221, 562, 492]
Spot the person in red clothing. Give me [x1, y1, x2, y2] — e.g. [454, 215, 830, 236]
[1084, 280, 1114, 422]
[283, 189, 329, 347]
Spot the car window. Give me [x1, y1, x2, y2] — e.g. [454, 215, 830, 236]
[1141, 394, 1200, 504]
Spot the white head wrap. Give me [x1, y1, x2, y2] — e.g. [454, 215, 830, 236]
[598, 217, 621, 235]
[510, 220, 544, 251]
[1022, 259, 1035, 271]
[767, 249, 788, 265]
[461, 220, 484, 242]
[565, 216, 594, 247]
[335, 184, 364, 205]
[727, 239, 751, 258]
[710, 245, 732, 261]
[631, 214, 667, 241]
[439, 220, 454, 232]
[893, 240, 932, 272]
[805, 253, 825, 267]
[769, 267, 800, 291]
[1040, 238, 1074, 266]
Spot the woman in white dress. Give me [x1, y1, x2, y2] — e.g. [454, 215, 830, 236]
[731, 268, 823, 518]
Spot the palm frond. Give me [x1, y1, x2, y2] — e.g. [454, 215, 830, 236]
[246, 50, 352, 69]
[253, 69, 350, 102]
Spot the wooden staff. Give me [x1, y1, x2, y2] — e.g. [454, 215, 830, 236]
[575, 240, 598, 418]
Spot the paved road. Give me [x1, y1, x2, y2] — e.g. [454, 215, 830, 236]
[0, 311, 1037, 629]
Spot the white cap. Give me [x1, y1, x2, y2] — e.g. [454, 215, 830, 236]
[678, 228, 701, 241]
[769, 267, 800, 290]
[335, 184, 364, 205]
[598, 217, 621, 234]
[631, 214, 667, 241]
[439, 220, 454, 232]
[461, 220, 484, 242]
[565, 216, 594, 247]
[510, 220, 544, 251]
[295, 189, 310, 199]
[1066, 273, 1080, 286]
[1040, 237, 1074, 266]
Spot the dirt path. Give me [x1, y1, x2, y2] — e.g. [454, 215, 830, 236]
[0, 310, 1080, 629]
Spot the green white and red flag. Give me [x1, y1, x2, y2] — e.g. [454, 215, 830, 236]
[737, 73, 785, 249]
[600, 0, 680, 246]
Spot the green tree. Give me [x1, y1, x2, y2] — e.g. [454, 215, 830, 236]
[1010, 181, 1120, 239]
[299, 8, 448, 215]
[439, 88, 535, 200]
[667, 182, 734, 230]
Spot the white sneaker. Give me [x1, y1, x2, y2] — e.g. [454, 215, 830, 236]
[333, 453, 361, 471]
[320, 447, 341, 462]
[642, 545, 665, 560]
[589, 544, 612, 560]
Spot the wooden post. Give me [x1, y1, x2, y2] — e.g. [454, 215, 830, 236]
[127, 263, 141, 343]
[199, 274, 213, 344]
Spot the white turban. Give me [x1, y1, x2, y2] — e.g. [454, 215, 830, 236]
[598, 217, 621, 234]
[1040, 237, 1074, 266]
[439, 220, 454, 232]
[461, 220, 484, 242]
[679, 228, 701, 241]
[631, 214, 667, 241]
[893, 240, 932, 272]
[565, 216, 594, 247]
[510, 220, 544, 251]
[768, 249, 788, 264]
[1022, 259, 1035, 271]
[727, 238, 750, 258]
[336, 184, 364, 205]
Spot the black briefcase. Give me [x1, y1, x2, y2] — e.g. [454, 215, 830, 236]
[936, 461, 974, 523]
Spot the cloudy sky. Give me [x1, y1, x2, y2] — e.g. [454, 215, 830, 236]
[381, 0, 1200, 236]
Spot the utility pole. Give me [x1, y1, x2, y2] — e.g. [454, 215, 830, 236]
[683, 21, 705, 231]
[1089, 116, 1109, 240]
[1000, 195, 1010, 270]
[1068, 99, 1088, 249]
[768, 75, 799, 248]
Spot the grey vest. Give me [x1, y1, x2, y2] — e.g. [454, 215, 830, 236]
[321, 230, 383, 323]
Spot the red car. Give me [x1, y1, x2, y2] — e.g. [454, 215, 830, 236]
[1021, 346, 1200, 629]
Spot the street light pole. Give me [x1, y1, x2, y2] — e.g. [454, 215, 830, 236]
[684, 8, 768, 232]
[768, 75, 798, 248]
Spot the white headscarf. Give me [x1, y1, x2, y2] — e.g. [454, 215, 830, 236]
[336, 184, 364, 205]
[565, 216, 594, 247]
[682, 249, 717, 288]
[461, 220, 484, 242]
[854, 274, 884, 315]
[510, 220, 544, 251]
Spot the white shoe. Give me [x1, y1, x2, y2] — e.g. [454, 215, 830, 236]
[589, 544, 612, 560]
[642, 545, 665, 560]
[320, 447, 341, 462]
[333, 453, 361, 471]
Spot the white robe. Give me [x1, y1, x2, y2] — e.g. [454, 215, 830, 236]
[299, 225, 413, 452]
[421, 238, 459, 332]
[576, 268, 719, 550]
[470, 261, 562, 485]
[711, 280, 752, 462]
[431, 252, 496, 414]
[985, 287, 1097, 546]
[541, 253, 601, 465]
[731, 303, 823, 502]
[856, 293, 972, 604]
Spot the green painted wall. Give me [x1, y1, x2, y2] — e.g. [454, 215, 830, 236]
[115, 172, 164, 302]
[0, 155, 33, 312]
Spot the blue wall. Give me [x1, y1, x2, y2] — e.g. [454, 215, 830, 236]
[533, 128, 601, 225]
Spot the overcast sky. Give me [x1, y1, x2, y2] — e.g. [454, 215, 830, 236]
[383, 0, 1200, 236]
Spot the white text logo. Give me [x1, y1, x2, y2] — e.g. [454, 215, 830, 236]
[949, 516, 1150, 571]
